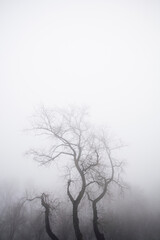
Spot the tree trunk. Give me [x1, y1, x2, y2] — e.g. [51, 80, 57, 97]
[93, 202, 105, 240]
[44, 208, 59, 240]
[73, 203, 83, 240]
[41, 195, 59, 240]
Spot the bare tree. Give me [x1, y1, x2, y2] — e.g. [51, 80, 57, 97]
[86, 135, 125, 240]
[28, 107, 98, 240]
[28, 106, 124, 240]
[27, 193, 59, 240]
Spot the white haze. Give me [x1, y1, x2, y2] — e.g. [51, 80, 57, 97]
[0, 0, 160, 202]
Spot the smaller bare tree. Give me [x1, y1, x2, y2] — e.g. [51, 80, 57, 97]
[26, 193, 60, 240]
[86, 134, 125, 240]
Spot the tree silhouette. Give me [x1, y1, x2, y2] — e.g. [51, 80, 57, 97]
[27, 193, 59, 240]
[28, 106, 124, 240]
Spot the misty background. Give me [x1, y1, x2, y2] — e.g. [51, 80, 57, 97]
[0, 0, 160, 207]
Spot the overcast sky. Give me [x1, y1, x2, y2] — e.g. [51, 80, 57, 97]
[0, 0, 160, 201]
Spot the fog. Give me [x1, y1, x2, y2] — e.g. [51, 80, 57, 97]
[0, 0, 160, 239]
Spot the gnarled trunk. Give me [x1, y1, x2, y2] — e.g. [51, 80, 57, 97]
[92, 202, 105, 240]
[44, 207, 59, 240]
[41, 194, 59, 240]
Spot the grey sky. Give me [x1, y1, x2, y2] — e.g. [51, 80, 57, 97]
[0, 0, 160, 200]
